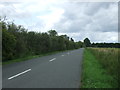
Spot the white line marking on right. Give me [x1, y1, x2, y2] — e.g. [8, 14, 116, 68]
[49, 58, 56, 62]
[8, 69, 31, 80]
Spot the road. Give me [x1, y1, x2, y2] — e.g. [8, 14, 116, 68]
[2, 48, 84, 88]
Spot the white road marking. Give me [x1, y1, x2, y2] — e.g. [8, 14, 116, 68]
[49, 58, 56, 62]
[67, 52, 70, 55]
[61, 55, 64, 56]
[8, 69, 31, 80]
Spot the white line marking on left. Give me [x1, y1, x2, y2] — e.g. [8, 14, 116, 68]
[8, 69, 31, 80]
[49, 58, 56, 62]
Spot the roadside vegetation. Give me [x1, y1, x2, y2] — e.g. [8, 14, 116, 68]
[1, 17, 83, 63]
[2, 49, 74, 65]
[82, 48, 119, 88]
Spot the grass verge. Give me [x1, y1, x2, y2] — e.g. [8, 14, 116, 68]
[2, 49, 73, 65]
[81, 49, 116, 88]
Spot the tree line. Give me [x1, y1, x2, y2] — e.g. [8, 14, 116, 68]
[1, 17, 119, 61]
[84, 38, 120, 48]
[91, 43, 120, 48]
[1, 19, 83, 61]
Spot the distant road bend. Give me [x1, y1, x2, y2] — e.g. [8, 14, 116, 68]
[3, 48, 84, 88]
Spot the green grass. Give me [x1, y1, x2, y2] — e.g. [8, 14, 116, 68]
[2, 50, 72, 65]
[81, 49, 116, 88]
[89, 48, 119, 77]
[2, 55, 40, 65]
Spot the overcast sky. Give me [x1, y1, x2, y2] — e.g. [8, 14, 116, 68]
[0, 0, 118, 43]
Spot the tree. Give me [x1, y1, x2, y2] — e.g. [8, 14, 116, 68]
[48, 30, 57, 36]
[71, 38, 74, 42]
[2, 29, 16, 60]
[58, 36, 66, 50]
[40, 33, 51, 53]
[1, 17, 84, 61]
[84, 38, 91, 47]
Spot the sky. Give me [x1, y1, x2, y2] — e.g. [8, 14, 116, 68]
[0, 0, 119, 43]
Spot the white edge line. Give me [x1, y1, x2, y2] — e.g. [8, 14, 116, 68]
[8, 69, 31, 80]
[49, 58, 56, 62]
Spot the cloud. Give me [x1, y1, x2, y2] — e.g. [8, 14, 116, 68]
[36, 7, 64, 32]
[0, 1, 118, 43]
[53, 2, 118, 42]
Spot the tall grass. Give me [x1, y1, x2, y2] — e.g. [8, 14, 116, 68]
[88, 48, 119, 87]
[82, 49, 115, 88]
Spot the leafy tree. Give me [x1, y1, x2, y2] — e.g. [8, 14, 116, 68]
[1, 17, 84, 61]
[58, 36, 66, 50]
[48, 30, 57, 36]
[84, 38, 91, 47]
[40, 33, 51, 53]
[91, 43, 120, 48]
[2, 29, 16, 60]
[71, 38, 74, 42]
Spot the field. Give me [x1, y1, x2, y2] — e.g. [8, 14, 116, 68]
[81, 48, 119, 88]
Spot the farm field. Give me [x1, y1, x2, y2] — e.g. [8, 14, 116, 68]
[82, 48, 119, 88]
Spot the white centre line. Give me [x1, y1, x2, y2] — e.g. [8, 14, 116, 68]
[8, 69, 31, 80]
[49, 58, 56, 62]
[67, 53, 70, 55]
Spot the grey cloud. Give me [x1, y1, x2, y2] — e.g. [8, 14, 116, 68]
[0, 1, 117, 43]
[53, 2, 118, 42]
[54, 2, 117, 33]
[83, 2, 111, 16]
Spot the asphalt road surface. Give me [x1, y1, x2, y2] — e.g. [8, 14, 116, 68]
[3, 48, 84, 88]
